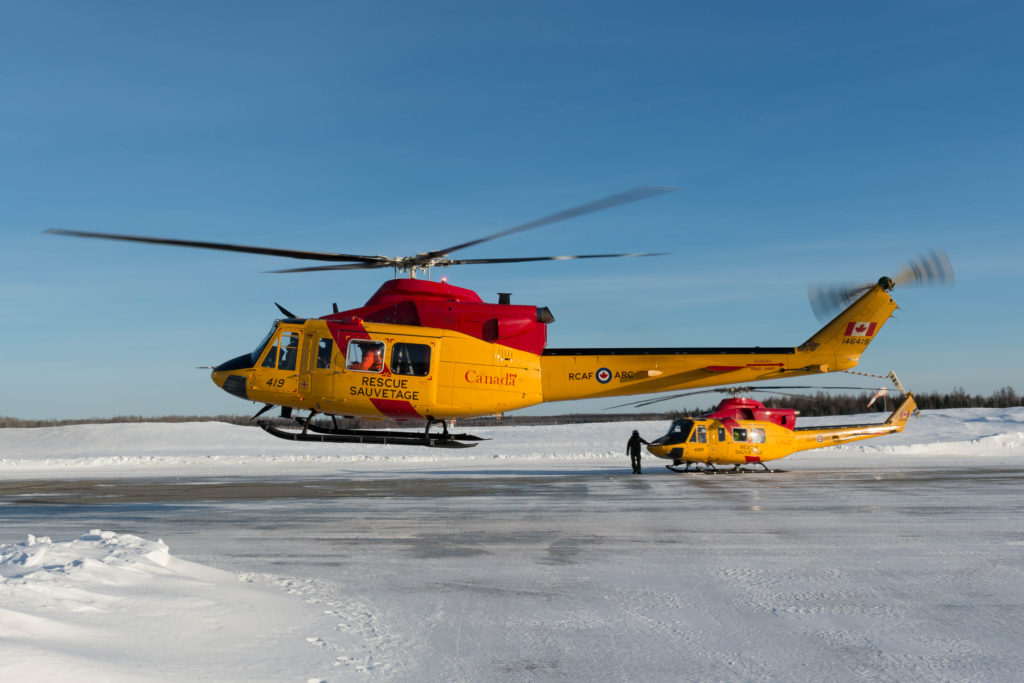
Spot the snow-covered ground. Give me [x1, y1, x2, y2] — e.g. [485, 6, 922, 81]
[4, 406, 1023, 479]
[2, 407, 1023, 681]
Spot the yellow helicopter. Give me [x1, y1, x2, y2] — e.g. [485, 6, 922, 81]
[634, 373, 917, 472]
[46, 187, 951, 447]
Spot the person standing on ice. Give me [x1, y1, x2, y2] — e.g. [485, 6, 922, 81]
[626, 430, 649, 474]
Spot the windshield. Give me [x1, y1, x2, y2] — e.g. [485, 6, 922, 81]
[667, 419, 694, 441]
[250, 324, 278, 365]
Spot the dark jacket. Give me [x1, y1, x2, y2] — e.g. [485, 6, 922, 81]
[627, 433, 648, 455]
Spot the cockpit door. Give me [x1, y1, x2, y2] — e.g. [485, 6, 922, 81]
[254, 325, 303, 397]
[300, 331, 336, 410]
[687, 424, 710, 462]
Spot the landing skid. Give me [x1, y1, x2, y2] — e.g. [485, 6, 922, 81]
[257, 414, 487, 449]
[665, 464, 784, 474]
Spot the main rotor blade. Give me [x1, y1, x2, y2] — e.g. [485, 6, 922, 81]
[607, 385, 896, 410]
[268, 252, 669, 273]
[606, 388, 729, 410]
[426, 185, 679, 259]
[45, 229, 388, 265]
[446, 252, 668, 265]
[269, 262, 395, 273]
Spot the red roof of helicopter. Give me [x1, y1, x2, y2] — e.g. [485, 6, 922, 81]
[321, 278, 551, 355]
[705, 397, 798, 430]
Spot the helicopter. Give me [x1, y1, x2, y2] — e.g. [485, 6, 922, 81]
[635, 372, 918, 472]
[46, 187, 952, 448]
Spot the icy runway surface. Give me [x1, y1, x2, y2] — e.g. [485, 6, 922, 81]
[2, 408, 1024, 681]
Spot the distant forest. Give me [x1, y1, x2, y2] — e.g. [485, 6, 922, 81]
[2, 387, 1019, 429]
[756, 386, 1021, 416]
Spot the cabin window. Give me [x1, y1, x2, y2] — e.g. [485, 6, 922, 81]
[260, 330, 300, 370]
[689, 425, 707, 443]
[718, 428, 726, 441]
[390, 342, 431, 376]
[750, 428, 766, 443]
[346, 340, 385, 373]
[732, 428, 748, 442]
[316, 338, 333, 369]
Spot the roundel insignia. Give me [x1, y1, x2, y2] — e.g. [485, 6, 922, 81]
[596, 368, 612, 384]
[816, 435, 823, 442]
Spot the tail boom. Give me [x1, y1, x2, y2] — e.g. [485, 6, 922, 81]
[540, 280, 899, 402]
[792, 392, 917, 452]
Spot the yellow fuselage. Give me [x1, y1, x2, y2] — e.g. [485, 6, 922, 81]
[646, 394, 917, 466]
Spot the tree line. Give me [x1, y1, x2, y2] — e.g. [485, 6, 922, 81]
[752, 386, 1021, 417]
[1, 386, 1019, 429]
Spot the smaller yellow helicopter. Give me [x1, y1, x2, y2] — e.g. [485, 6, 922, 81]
[638, 373, 917, 472]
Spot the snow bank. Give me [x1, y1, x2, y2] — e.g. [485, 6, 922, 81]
[0, 530, 355, 682]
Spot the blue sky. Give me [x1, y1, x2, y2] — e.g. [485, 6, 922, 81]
[2, 1, 1022, 419]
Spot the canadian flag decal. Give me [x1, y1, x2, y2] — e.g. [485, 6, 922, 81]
[844, 321, 878, 337]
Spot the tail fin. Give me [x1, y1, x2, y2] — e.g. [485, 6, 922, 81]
[797, 278, 898, 372]
[884, 392, 918, 429]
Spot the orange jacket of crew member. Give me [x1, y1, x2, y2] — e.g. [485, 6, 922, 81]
[358, 347, 383, 371]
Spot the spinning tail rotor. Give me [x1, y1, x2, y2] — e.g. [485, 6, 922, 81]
[808, 248, 954, 322]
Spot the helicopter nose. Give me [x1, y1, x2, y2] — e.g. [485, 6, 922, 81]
[211, 353, 253, 400]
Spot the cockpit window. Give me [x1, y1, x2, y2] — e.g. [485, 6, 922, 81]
[277, 332, 300, 371]
[347, 340, 385, 373]
[668, 419, 693, 440]
[316, 338, 333, 369]
[251, 325, 277, 366]
[261, 337, 279, 368]
[260, 330, 300, 370]
[689, 425, 707, 443]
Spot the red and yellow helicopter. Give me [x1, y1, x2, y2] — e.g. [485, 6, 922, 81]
[634, 373, 918, 472]
[47, 187, 952, 447]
